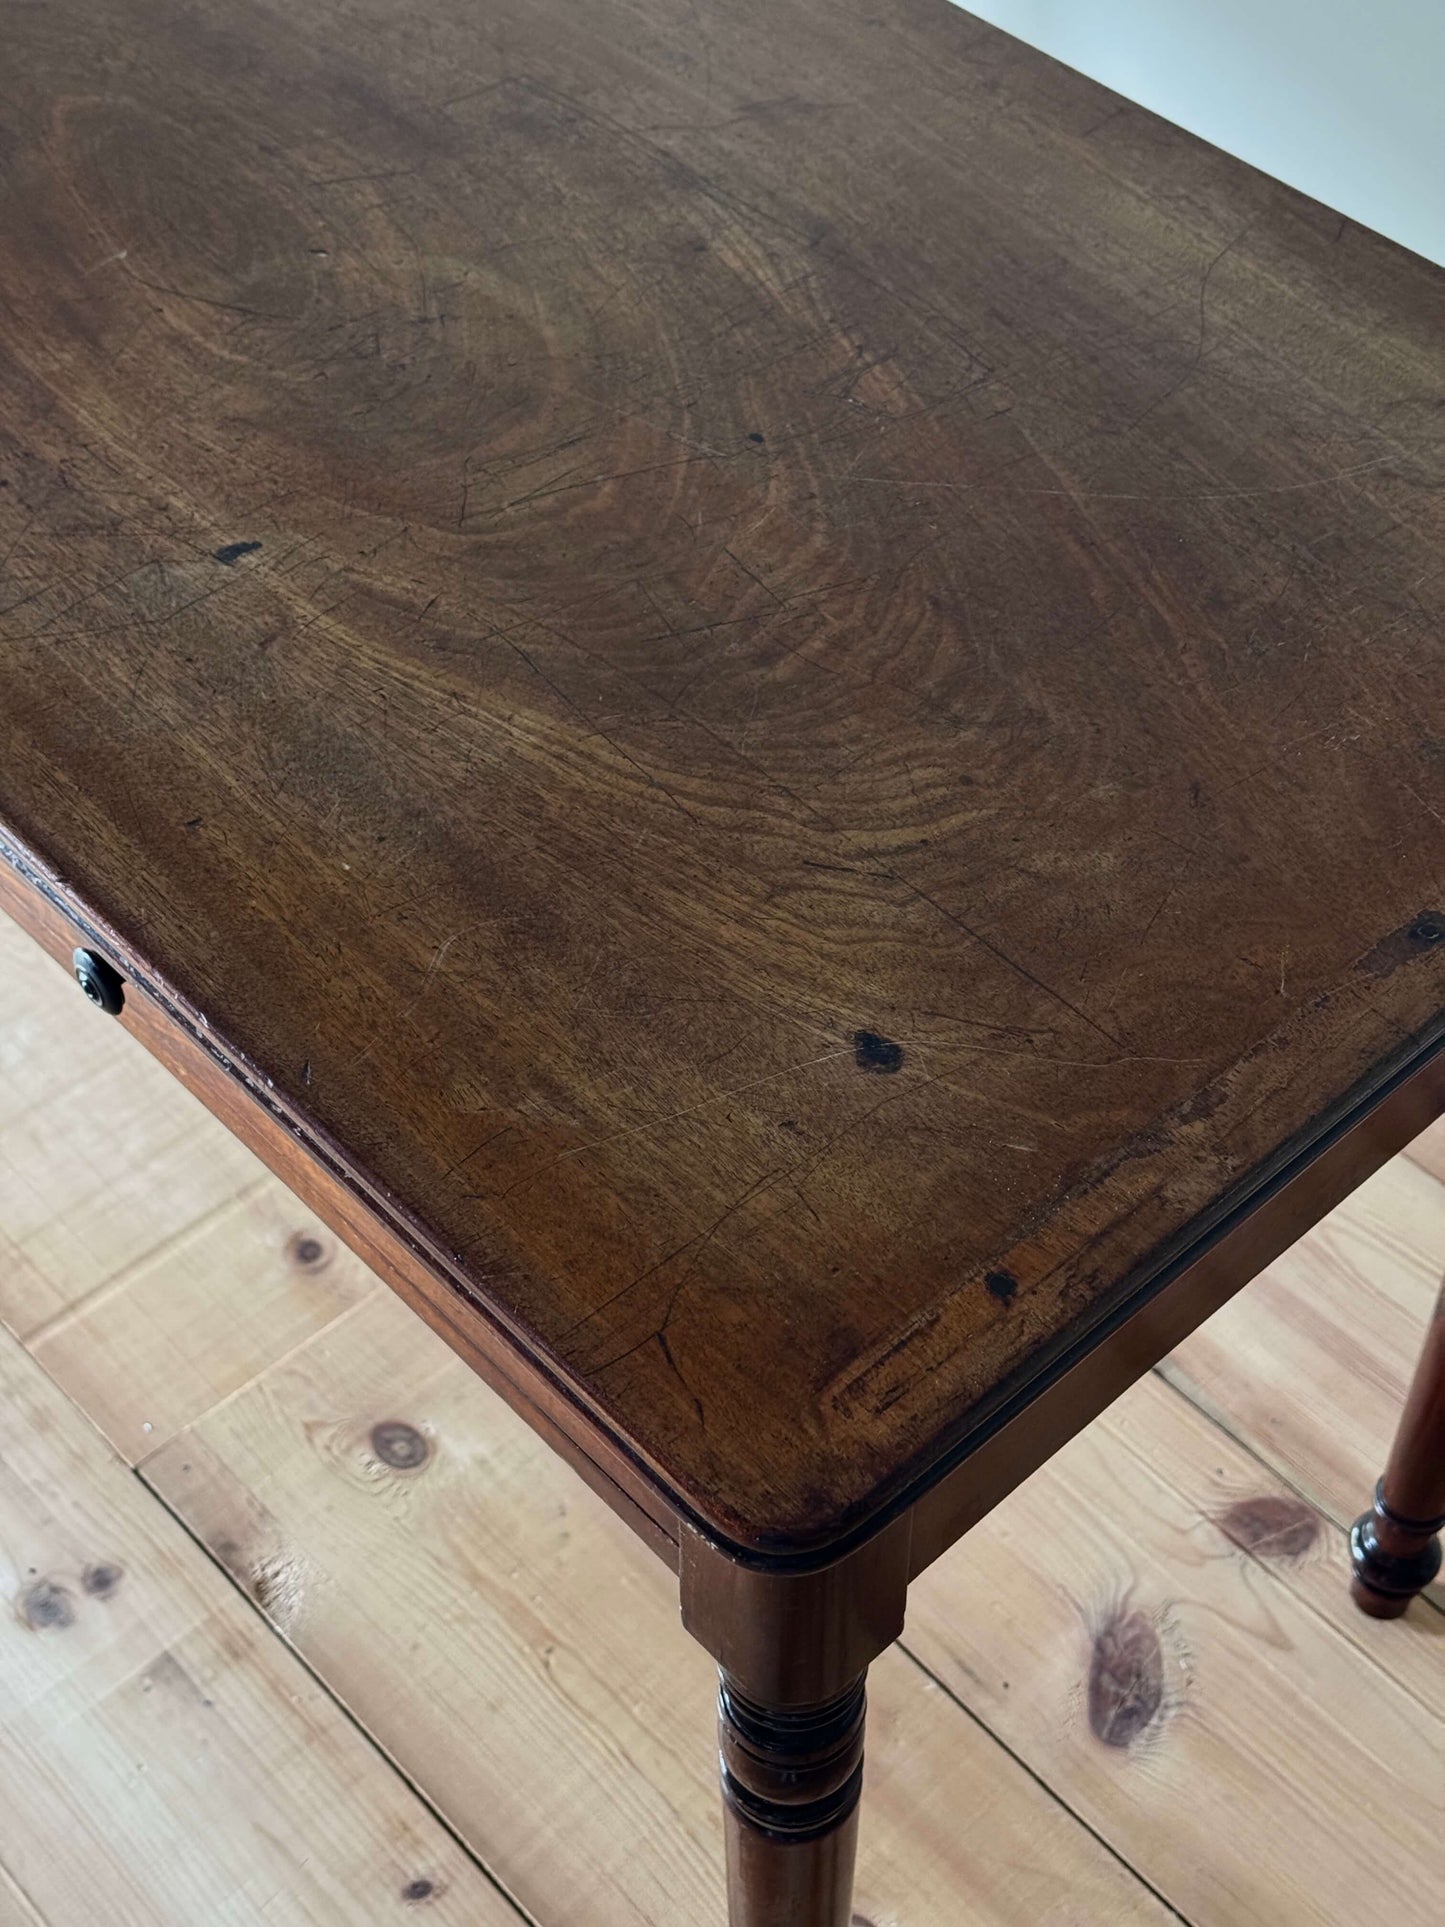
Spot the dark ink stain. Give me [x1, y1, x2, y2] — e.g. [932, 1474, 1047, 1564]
[1357, 911, 1445, 977]
[212, 539, 262, 566]
[286, 1229, 330, 1272]
[748, 431, 766, 444]
[853, 1029, 903, 1073]
[183, 816, 203, 831]
[984, 1269, 1018, 1305]
[82, 1562, 124, 1599]
[1188, 779, 1205, 808]
[401, 1879, 437, 1904]
[19, 1579, 76, 1631]
[1088, 1608, 1164, 1746]
[371, 1420, 430, 1470]
[1217, 1494, 1319, 1560]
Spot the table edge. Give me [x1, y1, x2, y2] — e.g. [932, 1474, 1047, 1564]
[3, 822, 1441, 1575]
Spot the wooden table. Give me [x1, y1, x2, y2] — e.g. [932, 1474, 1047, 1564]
[2, 2, 1442, 1919]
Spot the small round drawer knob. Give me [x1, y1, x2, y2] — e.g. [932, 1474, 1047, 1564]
[73, 948, 125, 1016]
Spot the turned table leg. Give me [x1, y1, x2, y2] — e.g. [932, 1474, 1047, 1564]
[719, 1673, 866, 1926]
[1350, 1276, 1445, 1618]
[678, 1515, 912, 1927]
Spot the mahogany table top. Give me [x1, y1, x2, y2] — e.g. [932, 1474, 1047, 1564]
[2, 0, 1441, 1555]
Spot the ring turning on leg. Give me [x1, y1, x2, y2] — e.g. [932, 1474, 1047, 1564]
[718, 1674, 866, 1926]
[1350, 1278, 1445, 1620]
[1351, 1481, 1445, 1618]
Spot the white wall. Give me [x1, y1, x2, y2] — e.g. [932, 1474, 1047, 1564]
[952, 1, 1445, 266]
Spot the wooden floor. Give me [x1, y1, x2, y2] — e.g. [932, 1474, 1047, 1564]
[1, 919, 1441, 1927]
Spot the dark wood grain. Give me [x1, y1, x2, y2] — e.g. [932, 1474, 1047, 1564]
[1, 0, 1442, 1557]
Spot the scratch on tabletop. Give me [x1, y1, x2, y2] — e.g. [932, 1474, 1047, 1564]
[830, 453, 1401, 503]
[504, 1049, 860, 1195]
[582, 1164, 790, 1400]
[352, 927, 474, 1069]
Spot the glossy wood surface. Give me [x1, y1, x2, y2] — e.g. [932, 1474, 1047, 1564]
[2, 0, 1442, 1555]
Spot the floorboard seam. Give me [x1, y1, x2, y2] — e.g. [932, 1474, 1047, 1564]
[891, 1638, 1195, 1925]
[132, 1463, 543, 1927]
[1151, 1362, 1445, 1618]
[19, 1172, 273, 1349]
